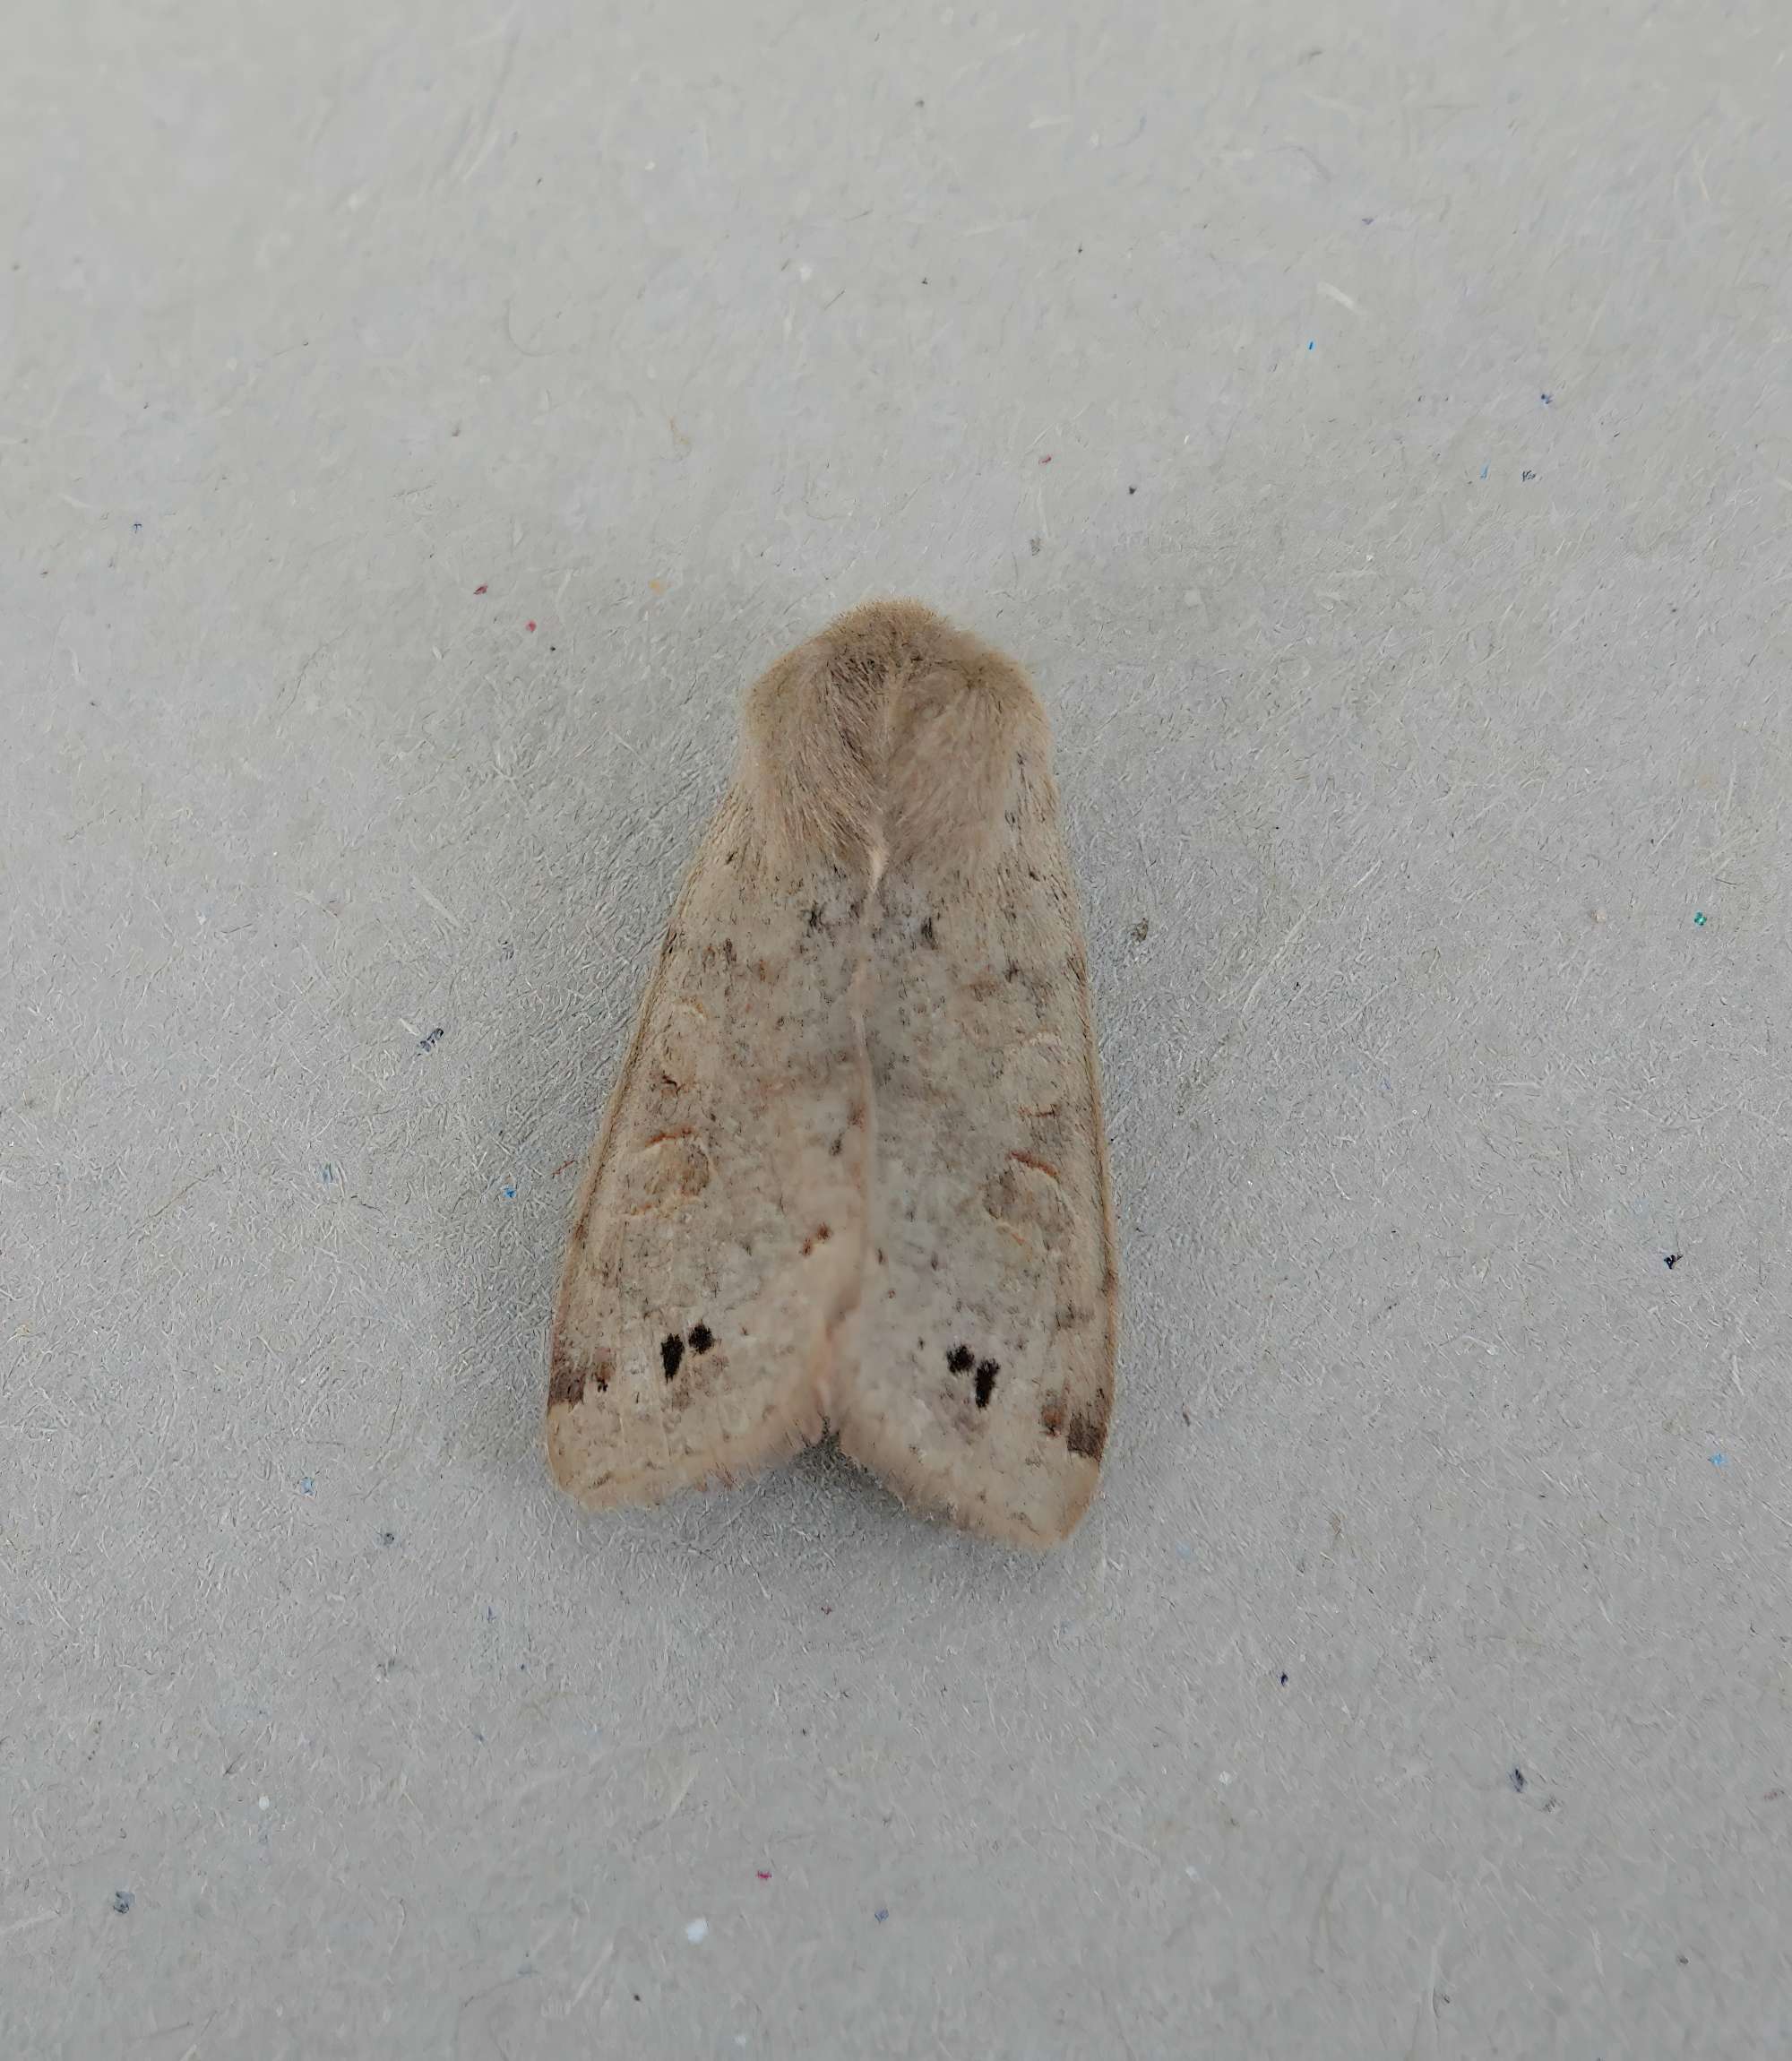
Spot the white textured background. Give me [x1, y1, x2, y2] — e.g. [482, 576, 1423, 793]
[5, 2, 1790, 2055]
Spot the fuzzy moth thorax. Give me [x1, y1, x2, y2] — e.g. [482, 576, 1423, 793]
[741, 599, 1054, 871]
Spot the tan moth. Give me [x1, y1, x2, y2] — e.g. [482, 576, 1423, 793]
[547, 601, 1117, 1547]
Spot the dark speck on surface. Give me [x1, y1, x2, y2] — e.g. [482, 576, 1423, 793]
[380, 1531, 397, 1547]
[111, 1890, 134, 1914]
[1522, 469, 1537, 481]
[1511, 1767, 1527, 1792]
[1664, 1253, 1682, 1269]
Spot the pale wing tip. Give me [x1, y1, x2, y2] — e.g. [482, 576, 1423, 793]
[975, 1479, 1099, 1550]
[908, 1473, 1098, 1551]
[544, 1412, 627, 1509]
[545, 1382, 829, 1513]
[544, 1408, 732, 1512]
[835, 1410, 1105, 1550]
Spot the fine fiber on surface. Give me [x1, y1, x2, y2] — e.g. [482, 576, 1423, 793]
[4, 1, 1789, 2056]
[548, 601, 1117, 1546]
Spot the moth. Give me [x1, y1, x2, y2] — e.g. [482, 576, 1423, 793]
[547, 600, 1117, 1546]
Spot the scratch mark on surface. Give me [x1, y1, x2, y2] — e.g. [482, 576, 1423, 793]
[1405, 1932, 1444, 2060]
[1236, 857, 1383, 1022]
[0, 1908, 61, 1941]
[136, 1166, 222, 1237]
[412, 876, 462, 927]
[567, 1938, 615, 2011]
[449, 26, 521, 185]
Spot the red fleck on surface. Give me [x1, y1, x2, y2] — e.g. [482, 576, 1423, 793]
[526, 620, 537, 631]
[756, 1871, 772, 1882]
[474, 583, 487, 594]
[551, 1157, 577, 1177]
[1038, 453, 1053, 464]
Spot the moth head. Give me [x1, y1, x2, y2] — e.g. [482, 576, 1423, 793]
[742, 599, 1052, 870]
